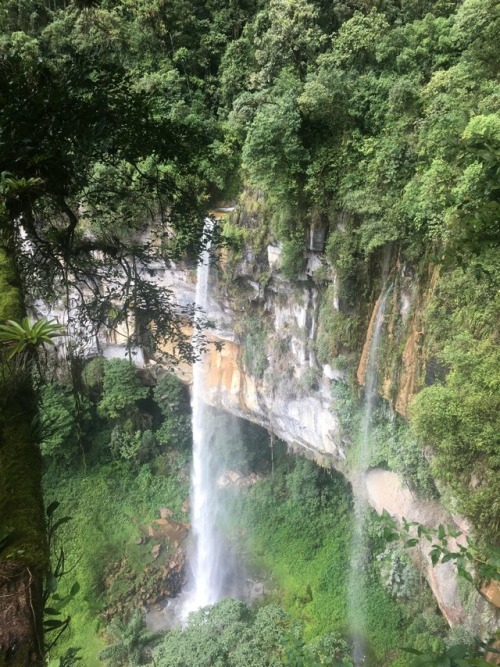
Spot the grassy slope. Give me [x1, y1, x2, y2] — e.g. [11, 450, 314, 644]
[43, 453, 189, 665]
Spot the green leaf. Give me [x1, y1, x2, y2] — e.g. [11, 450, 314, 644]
[404, 539, 419, 548]
[458, 568, 473, 583]
[49, 516, 72, 536]
[46, 573, 58, 594]
[430, 548, 441, 566]
[448, 528, 462, 538]
[441, 552, 457, 564]
[385, 531, 400, 542]
[70, 582, 80, 597]
[44, 607, 61, 616]
[447, 644, 469, 659]
[46, 501, 60, 518]
[435, 657, 451, 667]
[43, 618, 68, 630]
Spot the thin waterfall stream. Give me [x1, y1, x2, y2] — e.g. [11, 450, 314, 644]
[348, 285, 390, 665]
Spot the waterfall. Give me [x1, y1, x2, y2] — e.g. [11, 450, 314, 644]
[182, 221, 225, 618]
[348, 286, 390, 665]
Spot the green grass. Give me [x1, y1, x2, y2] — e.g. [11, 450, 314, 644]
[43, 452, 189, 665]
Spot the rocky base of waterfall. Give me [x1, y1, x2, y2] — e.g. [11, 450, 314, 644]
[101, 508, 189, 624]
[217, 470, 265, 488]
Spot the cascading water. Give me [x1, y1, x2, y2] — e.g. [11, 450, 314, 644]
[348, 286, 390, 665]
[181, 221, 227, 618]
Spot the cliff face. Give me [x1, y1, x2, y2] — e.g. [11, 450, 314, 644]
[151, 238, 499, 634]
[158, 252, 343, 462]
[160, 244, 424, 460]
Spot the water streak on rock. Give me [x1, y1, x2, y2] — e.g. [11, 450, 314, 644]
[349, 285, 390, 664]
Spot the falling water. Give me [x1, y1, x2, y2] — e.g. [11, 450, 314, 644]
[348, 286, 390, 665]
[181, 222, 227, 618]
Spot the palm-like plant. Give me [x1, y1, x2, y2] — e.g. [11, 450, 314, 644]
[99, 611, 159, 667]
[0, 317, 65, 360]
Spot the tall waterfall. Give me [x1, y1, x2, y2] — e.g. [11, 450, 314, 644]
[348, 286, 390, 664]
[182, 223, 225, 618]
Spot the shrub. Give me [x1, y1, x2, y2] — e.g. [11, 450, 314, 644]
[315, 286, 360, 366]
[281, 235, 306, 278]
[154, 599, 291, 667]
[98, 359, 148, 420]
[242, 317, 269, 379]
[39, 383, 78, 463]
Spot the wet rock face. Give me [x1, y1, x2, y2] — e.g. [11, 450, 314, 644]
[153, 256, 427, 463]
[152, 257, 499, 632]
[153, 258, 344, 460]
[204, 274, 343, 461]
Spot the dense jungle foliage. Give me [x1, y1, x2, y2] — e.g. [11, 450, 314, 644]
[41, 376, 461, 667]
[40, 361, 192, 665]
[1, 0, 498, 537]
[0, 0, 499, 664]
[211, 0, 500, 539]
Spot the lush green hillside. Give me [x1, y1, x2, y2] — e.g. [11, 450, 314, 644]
[1, 0, 499, 664]
[213, 0, 500, 540]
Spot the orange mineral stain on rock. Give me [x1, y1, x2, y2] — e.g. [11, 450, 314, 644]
[481, 580, 500, 609]
[395, 322, 422, 418]
[205, 338, 241, 394]
[203, 336, 260, 415]
[359, 264, 442, 418]
[394, 264, 440, 417]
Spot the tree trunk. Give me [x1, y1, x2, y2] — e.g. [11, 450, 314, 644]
[0, 247, 47, 666]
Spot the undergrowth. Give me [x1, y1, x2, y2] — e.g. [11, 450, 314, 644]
[229, 451, 448, 666]
[43, 452, 189, 665]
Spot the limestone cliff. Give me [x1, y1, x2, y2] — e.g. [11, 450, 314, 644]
[146, 225, 499, 637]
[87, 207, 498, 636]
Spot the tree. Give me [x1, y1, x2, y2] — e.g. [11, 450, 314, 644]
[154, 599, 291, 667]
[0, 1, 222, 662]
[99, 611, 159, 667]
[152, 373, 191, 450]
[0, 174, 50, 664]
[252, 0, 325, 86]
[98, 360, 149, 421]
[0, 7, 213, 357]
[39, 383, 79, 464]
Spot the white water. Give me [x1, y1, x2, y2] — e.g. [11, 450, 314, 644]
[181, 222, 227, 618]
[348, 286, 390, 665]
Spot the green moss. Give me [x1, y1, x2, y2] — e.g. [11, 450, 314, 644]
[1, 416, 47, 567]
[0, 247, 24, 322]
[242, 316, 269, 379]
[0, 246, 47, 567]
[315, 285, 361, 370]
